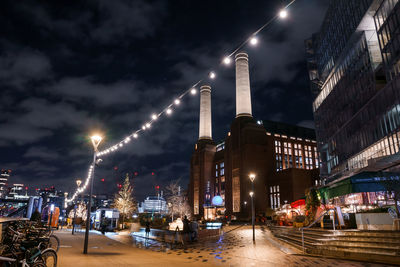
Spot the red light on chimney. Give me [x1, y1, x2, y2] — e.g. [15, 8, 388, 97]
[25, 187, 28, 190]
[155, 185, 160, 189]
[151, 172, 155, 176]
[101, 178, 105, 182]
[114, 166, 118, 170]
[134, 172, 138, 176]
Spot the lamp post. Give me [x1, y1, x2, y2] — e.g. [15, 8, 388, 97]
[72, 179, 82, 235]
[249, 173, 256, 243]
[83, 134, 102, 254]
[49, 204, 55, 230]
[63, 192, 68, 229]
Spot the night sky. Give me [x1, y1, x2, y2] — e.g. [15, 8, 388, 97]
[0, 0, 328, 201]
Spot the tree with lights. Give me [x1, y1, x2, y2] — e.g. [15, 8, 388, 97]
[68, 202, 87, 222]
[165, 179, 191, 220]
[113, 173, 136, 227]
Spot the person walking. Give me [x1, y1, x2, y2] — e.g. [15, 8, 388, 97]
[145, 220, 151, 238]
[190, 220, 198, 241]
[182, 215, 191, 242]
[30, 208, 42, 223]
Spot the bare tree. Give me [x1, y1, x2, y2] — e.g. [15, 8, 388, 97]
[113, 173, 136, 226]
[165, 179, 191, 220]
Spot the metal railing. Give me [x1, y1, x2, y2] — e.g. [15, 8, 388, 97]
[299, 208, 335, 253]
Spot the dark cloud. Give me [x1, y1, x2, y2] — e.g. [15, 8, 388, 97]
[24, 146, 60, 160]
[0, 49, 52, 88]
[0, 0, 329, 200]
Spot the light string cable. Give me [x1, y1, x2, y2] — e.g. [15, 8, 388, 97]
[66, 0, 296, 203]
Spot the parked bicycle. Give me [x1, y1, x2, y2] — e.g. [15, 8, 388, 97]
[0, 221, 58, 267]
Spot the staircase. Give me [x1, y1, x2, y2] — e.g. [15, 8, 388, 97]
[269, 226, 400, 265]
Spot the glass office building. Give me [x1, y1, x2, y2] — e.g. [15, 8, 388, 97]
[306, 0, 400, 185]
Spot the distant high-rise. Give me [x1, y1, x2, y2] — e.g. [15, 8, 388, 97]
[306, 0, 400, 183]
[0, 169, 10, 198]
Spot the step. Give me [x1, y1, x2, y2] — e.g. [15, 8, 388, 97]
[334, 230, 400, 238]
[274, 234, 314, 249]
[322, 241, 400, 251]
[315, 243, 400, 256]
[275, 233, 318, 247]
[317, 236, 400, 245]
[307, 248, 400, 265]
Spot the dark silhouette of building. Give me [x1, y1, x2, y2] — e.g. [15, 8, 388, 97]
[189, 52, 319, 220]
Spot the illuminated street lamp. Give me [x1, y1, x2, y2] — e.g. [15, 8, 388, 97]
[83, 134, 102, 254]
[249, 173, 256, 243]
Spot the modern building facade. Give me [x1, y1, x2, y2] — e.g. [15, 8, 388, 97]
[0, 169, 11, 197]
[138, 196, 168, 214]
[189, 52, 319, 220]
[306, 0, 400, 205]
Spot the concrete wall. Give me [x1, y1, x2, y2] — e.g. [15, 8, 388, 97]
[356, 213, 394, 230]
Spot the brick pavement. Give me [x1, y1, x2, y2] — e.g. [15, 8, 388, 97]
[56, 227, 392, 267]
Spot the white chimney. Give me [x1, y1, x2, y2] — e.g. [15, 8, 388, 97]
[199, 85, 212, 140]
[235, 52, 252, 117]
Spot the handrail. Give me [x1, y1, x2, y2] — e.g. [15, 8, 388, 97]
[301, 208, 335, 230]
[299, 208, 335, 253]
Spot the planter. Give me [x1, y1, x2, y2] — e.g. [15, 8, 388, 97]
[355, 213, 394, 230]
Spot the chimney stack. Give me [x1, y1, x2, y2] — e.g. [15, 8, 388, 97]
[235, 52, 252, 117]
[199, 85, 212, 140]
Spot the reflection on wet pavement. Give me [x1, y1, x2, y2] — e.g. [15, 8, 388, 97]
[109, 226, 389, 267]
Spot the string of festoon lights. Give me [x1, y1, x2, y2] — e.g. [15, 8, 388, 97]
[66, 0, 295, 203]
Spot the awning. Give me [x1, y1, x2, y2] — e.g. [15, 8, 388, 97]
[318, 171, 400, 200]
[291, 199, 305, 208]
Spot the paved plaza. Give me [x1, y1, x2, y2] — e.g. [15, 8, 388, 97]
[55, 226, 393, 267]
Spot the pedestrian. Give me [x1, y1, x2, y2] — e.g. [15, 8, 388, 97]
[30, 208, 41, 224]
[182, 215, 191, 242]
[145, 220, 151, 238]
[100, 217, 107, 235]
[190, 220, 198, 241]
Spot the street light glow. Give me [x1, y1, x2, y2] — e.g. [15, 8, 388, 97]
[223, 56, 231, 65]
[166, 108, 172, 115]
[250, 37, 258, 46]
[249, 173, 256, 182]
[209, 71, 216, 79]
[190, 88, 197, 95]
[151, 114, 158, 120]
[174, 99, 180, 105]
[90, 134, 102, 151]
[249, 191, 254, 197]
[279, 9, 288, 19]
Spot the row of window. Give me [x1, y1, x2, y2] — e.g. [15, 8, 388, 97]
[274, 141, 319, 171]
[321, 79, 400, 176]
[314, 32, 370, 112]
[375, 0, 400, 81]
[269, 185, 280, 209]
[215, 162, 225, 197]
[314, 0, 371, 79]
